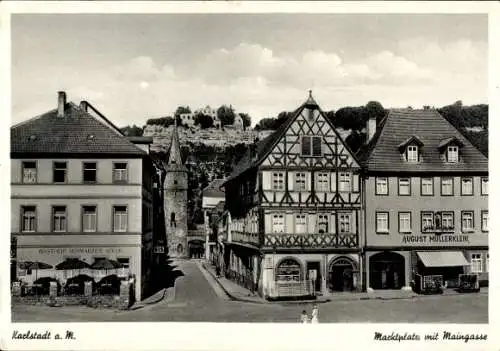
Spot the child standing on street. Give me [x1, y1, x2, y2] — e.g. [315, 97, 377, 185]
[310, 304, 319, 324]
[300, 310, 309, 323]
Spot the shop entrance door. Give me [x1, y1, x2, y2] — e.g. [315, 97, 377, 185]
[369, 252, 405, 289]
[306, 261, 321, 294]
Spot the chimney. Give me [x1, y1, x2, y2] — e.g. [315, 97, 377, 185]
[57, 91, 66, 117]
[366, 117, 377, 144]
[80, 100, 88, 112]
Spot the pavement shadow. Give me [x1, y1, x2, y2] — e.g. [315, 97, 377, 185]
[140, 256, 185, 301]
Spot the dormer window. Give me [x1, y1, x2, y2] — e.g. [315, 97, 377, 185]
[407, 145, 419, 163]
[398, 136, 423, 163]
[438, 137, 464, 163]
[447, 145, 459, 163]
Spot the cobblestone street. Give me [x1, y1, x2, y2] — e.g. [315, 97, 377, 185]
[12, 260, 488, 323]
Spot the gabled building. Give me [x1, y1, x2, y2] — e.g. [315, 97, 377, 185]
[357, 108, 489, 291]
[10, 91, 163, 301]
[221, 92, 363, 299]
[202, 178, 226, 261]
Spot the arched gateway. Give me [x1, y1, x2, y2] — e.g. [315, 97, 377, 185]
[328, 257, 357, 292]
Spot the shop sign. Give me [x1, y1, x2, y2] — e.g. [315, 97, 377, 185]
[38, 247, 122, 255]
[402, 234, 470, 244]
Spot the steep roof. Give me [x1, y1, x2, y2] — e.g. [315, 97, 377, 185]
[11, 102, 146, 157]
[165, 123, 188, 172]
[202, 178, 226, 198]
[357, 108, 488, 173]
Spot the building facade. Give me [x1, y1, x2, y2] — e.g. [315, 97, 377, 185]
[357, 108, 489, 291]
[10, 92, 161, 301]
[202, 178, 226, 261]
[163, 122, 189, 258]
[221, 93, 363, 299]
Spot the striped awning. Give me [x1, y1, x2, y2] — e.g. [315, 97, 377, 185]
[417, 251, 470, 268]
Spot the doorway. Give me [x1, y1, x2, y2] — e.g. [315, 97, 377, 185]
[329, 257, 356, 292]
[369, 252, 405, 289]
[306, 261, 322, 294]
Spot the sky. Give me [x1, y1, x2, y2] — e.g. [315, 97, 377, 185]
[11, 13, 487, 127]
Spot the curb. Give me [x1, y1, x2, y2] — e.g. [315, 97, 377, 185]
[129, 286, 174, 311]
[200, 263, 488, 305]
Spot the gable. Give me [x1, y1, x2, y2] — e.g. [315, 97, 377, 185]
[261, 105, 360, 169]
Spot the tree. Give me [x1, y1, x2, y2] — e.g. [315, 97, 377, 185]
[239, 113, 252, 129]
[120, 124, 143, 137]
[194, 113, 214, 129]
[364, 101, 386, 123]
[217, 105, 235, 126]
[254, 117, 276, 130]
[174, 106, 191, 118]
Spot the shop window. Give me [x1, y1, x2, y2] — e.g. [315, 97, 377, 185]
[276, 259, 301, 282]
[470, 253, 482, 273]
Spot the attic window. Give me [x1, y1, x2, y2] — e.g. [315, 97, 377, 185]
[447, 145, 459, 163]
[87, 134, 96, 141]
[28, 135, 37, 141]
[407, 145, 419, 163]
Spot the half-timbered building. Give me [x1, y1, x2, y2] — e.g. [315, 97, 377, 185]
[221, 92, 363, 299]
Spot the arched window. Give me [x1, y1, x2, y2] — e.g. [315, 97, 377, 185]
[276, 258, 301, 282]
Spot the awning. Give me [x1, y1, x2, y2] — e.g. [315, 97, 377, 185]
[417, 251, 470, 268]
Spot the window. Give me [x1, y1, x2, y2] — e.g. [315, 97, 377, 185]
[318, 214, 328, 234]
[470, 253, 482, 273]
[82, 206, 97, 232]
[113, 163, 128, 182]
[375, 177, 388, 195]
[421, 178, 434, 196]
[407, 145, 418, 162]
[447, 145, 459, 162]
[441, 177, 454, 196]
[339, 173, 351, 192]
[272, 214, 285, 233]
[113, 206, 128, 232]
[461, 177, 473, 195]
[481, 211, 488, 232]
[272, 172, 285, 190]
[339, 213, 351, 233]
[276, 259, 301, 282]
[294, 173, 307, 191]
[21, 206, 36, 232]
[441, 212, 454, 230]
[53, 162, 67, 183]
[481, 177, 488, 195]
[398, 178, 411, 195]
[421, 212, 434, 232]
[301, 136, 322, 156]
[22, 161, 37, 183]
[376, 212, 389, 233]
[399, 212, 411, 233]
[486, 253, 489, 273]
[170, 212, 176, 227]
[461, 211, 474, 232]
[295, 215, 307, 234]
[83, 162, 97, 182]
[52, 206, 67, 232]
[316, 173, 329, 192]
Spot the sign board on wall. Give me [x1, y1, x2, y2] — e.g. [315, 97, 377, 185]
[38, 247, 123, 255]
[401, 234, 470, 244]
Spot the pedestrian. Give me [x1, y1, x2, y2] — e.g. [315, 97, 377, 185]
[300, 310, 309, 324]
[310, 304, 319, 324]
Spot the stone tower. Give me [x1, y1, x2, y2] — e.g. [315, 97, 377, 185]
[164, 121, 189, 258]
